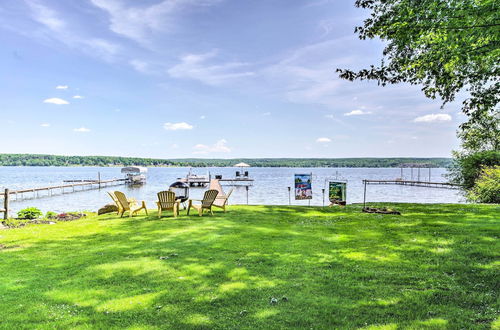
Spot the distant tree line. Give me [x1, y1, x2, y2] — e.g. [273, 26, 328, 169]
[0, 154, 452, 168]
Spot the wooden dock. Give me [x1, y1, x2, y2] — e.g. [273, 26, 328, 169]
[0, 178, 127, 219]
[361, 179, 462, 208]
[179, 177, 254, 187]
[362, 179, 461, 189]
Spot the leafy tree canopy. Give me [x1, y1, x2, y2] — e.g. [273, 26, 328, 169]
[337, 0, 500, 128]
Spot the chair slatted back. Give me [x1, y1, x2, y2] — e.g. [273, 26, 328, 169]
[108, 191, 119, 207]
[214, 188, 233, 207]
[158, 191, 176, 208]
[202, 189, 219, 208]
[114, 191, 130, 210]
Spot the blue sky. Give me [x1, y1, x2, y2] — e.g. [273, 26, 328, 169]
[0, 0, 463, 158]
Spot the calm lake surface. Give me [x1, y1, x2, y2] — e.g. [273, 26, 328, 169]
[0, 167, 464, 213]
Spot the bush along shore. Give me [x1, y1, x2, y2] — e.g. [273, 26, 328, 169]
[1, 207, 87, 229]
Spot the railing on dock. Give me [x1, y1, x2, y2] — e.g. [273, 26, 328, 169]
[0, 178, 127, 219]
[361, 179, 462, 209]
[362, 179, 461, 189]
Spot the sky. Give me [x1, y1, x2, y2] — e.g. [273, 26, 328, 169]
[0, 0, 464, 158]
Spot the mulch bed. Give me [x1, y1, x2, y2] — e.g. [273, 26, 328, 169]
[363, 207, 401, 215]
[49, 213, 87, 221]
[1, 213, 87, 229]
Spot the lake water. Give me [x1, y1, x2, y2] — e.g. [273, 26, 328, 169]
[0, 167, 464, 214]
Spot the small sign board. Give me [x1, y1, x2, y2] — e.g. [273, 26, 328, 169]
[295, 174, 312, 200]
[328, 181, 346, 206]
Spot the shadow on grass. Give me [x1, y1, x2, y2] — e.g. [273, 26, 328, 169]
[0, 204, 498, 328]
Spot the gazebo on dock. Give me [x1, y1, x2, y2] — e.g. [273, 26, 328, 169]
[233, 162, 250, 168]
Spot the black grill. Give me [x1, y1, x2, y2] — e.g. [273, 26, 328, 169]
[169, 181, 189, 203]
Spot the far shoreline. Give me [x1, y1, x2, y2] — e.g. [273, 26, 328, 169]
[0, 154, 453, 168]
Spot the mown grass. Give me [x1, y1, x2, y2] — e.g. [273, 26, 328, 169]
[0, 204, 498, 329]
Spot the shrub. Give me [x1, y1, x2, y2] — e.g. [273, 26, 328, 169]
[448, 150, 500, 190]
[467, 166, 500, 204]
[45, 211, 57, 219]
[17, 207, 43, 219]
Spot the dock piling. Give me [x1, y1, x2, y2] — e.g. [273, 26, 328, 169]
[3, 189, 9, 220]
[363, 181, 367, 209]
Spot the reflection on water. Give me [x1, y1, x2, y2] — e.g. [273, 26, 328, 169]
[0, 166, 464, 213]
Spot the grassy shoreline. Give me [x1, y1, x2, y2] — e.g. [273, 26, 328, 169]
[0, 204, 498, 328]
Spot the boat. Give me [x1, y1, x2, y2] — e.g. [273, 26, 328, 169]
[121, 166, 147, 184]
[178, 169, 209, 187]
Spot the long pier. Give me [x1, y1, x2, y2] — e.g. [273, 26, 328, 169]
[0, 178, 127, 201]
[361, 179, 462, 208]
[362, 179, 461, 189]
[0, 178, 127, 219]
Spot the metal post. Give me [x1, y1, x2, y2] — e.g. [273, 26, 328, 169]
[322, 188, 325, 207]
[363, 181, 367, 210]
[411, 167, 413, 180]
[288, 187, 291, 205]
[400, 167, 403, 179]
[98, 172, 101, 189]
[4, 189, 9, 220]
[429, 167, 431, 182]
[309, 172, 312, 207]
[245, 186, 249, 205]
[418, 167, 421, 181]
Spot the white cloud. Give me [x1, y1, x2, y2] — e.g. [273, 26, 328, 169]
[193, 139, 231, 154]
[73, 127, 90, 133]
[262, 112, 271, 116]
[43, 97, 69, 105]
[83, 38, 120, 61]
[344, 109, 372, 116]
[316, 137, 331, 143]
[56, 85, 68, 89]
[129, 59, 149, 73]
[413, 113, 452, 123]
[261, 38, 355, 95]
[73, 95, 84, 99]
[26, 1, 66, 32]
[168, 51, 254, 86]
[200, 115, 206, 119]
[163, 122, 193, 130]
[90, 0, 222, 43]
[40, 123, 50, 127]
[25, 2, 120, 62]
[325, 114, 335, 119]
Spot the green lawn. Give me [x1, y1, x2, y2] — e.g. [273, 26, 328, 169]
[0, 204, 498, 329]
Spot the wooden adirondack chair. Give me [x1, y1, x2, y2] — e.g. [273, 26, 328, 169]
[157, 191, 180, 218]
[108, 191, 137, 213]
[107, 191, 122, 215]
[213, 188, 233, 212]
[114, 191, 148, 217]
[187, 189, 219, 216]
